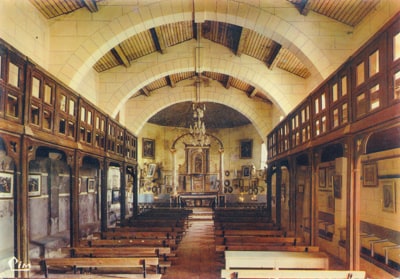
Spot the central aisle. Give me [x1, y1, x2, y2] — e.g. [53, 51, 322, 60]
[162, 208, 222, 279]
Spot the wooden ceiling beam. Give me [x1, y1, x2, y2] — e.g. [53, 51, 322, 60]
[141, 87, 150, 96]
[150, 28, 166, 54]
[167, 75, 176, 88]
[111, 45, 130, 68]
[266, 43, 282, 69]
[236, 28, 249, 57]
[249, 87, 257, 98]
[224, 76, 232, 89]
[82, 0, 98, 13]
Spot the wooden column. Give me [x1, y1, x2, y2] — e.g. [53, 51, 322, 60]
[70, 151, 81, 247]
[120, 163, 127, 221]
[132, 165, 139, 217]
[275, 165, 282, 228]
[100, 160, 109, 232]
[266, 167, 273, 221]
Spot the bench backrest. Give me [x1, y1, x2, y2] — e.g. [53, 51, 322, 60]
[63, 247, 171, 257]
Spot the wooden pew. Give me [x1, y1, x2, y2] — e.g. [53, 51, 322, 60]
[215, 222, 277, 230]
[216, 236, 304, 246]
[221, 269, 366, 279]
[41, 257, 160, 278]
[81, 238, 177, 250]
[216, 244, 319, 253]
[62, 247, 172, 273]
[102, 230, 178, 240]
[224, 251, 329, 270]
[215, 229, 284, 237]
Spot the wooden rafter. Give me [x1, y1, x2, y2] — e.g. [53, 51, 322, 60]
[111, 45, 130, 68]
[82, 0, 98, 13]
[266, 43, 282, 69]
[236, 28, 249, 57]
[150, 28, 166, 54]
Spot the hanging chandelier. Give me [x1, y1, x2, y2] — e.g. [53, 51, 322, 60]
[189, 102, 210, 147]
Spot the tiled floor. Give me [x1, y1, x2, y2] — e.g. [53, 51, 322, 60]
[162, 208, 223, 279]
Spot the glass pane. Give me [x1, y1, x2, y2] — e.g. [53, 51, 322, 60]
[101, 119, 105, 131]
[0, 56, 2, 79]
[315, 120, 320, 136]
[59, 119, 66, 134]
[6, 94, 18, 117]
[44, 84, 52, 104]
[342, 103, 348, 124]
[394, 71, 400, 99]
[356, 62, 365, 86]
[43, 110, 52, 129]
[301, 109, 305, 123]
[341, 76, 347, 96]
[81, 107, 86, 122]
[96, 116, 100, 129]
[394, 32, 400, 61]
[60, 95, 66, 111]
[68, 121, 75, 137]
[8, 63, 19, 87]
[87, 111, 92, 125]
[369, 50, 379, 77]
[80, 127, 85, 141]
[315, 98, 319, 114]
[321, 115, 326, 133]
[356, 93, 367, 117]
[306, 106, 309, 120]
[32, 77, 40, 98]
[87, 130, 92, 143]
[370, 84, 380, 110]
[332, 83, 338, 102]
[69, 100, 75, 116]
[333, 108, 339, 128]
[321, 93, 326, 110]
[31, 105, 39, 125]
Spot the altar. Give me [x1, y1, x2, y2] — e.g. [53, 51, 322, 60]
[178, 192, 218, 208]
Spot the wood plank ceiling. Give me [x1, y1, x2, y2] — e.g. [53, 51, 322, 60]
[29, 0, 380, 128]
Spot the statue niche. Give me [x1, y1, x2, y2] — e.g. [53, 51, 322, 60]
[188, 148, 209, 174]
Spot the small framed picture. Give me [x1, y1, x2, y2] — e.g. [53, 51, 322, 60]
[112, 189, 120, 204]
[147, 163, 157, 178]
[382, 181, 396, 212]
[242, 165, 251, 178]
[28, 174, 41, 196]
[88, 178, 96, 193]
[363, 163, 378, 187]
[240, 139, 252, 159]
[333, 175, 342, 199]
[0, 173, 13, 198]
[143, 138, 155, 158]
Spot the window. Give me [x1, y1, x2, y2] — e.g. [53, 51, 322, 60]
[394, 32, 400, 61]
[369, 50, 379, 77]
[8, 63, 19, 88]
[356, 62, 365, 86]
[32, 77, 40, 98]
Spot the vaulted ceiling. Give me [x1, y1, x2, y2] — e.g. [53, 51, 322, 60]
[28, 0, 382, 129]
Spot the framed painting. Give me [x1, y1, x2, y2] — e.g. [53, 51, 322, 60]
[240, 139, 252, 159]
[242, 165, 252, 178]
[28, 174, 41, 196]
[333, 175, 342, 199]
[147, 163, 157, 178]
[382, 181, 396, 212]
[88, 178, 96, 193]
[111, 189, 120, 204]
[142, 138, 155, 158]
[363, 163, 378, 187]
[0, 173, 13, 198]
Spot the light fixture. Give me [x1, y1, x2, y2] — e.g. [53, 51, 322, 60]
[189, 101, 209, 147]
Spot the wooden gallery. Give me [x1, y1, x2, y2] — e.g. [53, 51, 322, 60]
[0, 1, 399, 279]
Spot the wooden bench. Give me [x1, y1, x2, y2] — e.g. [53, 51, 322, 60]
[102, 230, 179, 240]
[216, 236, 304, 246]
[224, 251, 329, 270]
[215, 229, 284, 237]
[221, 269, 366, 279]
[62, 247, 172, 273]
[81, 238, 177, 250]
[216, 244, 319, 252]
[215, 222, 277, 230]
[40, 257, 160, 278]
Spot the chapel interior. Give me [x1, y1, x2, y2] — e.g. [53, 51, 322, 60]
[0, 0, 399, 278]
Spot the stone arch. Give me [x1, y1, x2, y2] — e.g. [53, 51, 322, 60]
[101, 40, 300, 117]
[124, 83, 272, 138]
[56, 0, 327, 107]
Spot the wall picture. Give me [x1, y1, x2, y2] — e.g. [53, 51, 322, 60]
[382, 181, 396, 212]
[240, 139, 252, 159]
[333, 175, 342, 199]
[88, 178, 96, 193]
[112, 189, 120, 204]
[0, 173, 13, 198]
[28, 174, 41, 196]
[143, 138, 155, 158]
[242, 165, 252, 178]
[363, 163, 377, 187]
[319, 168, 326, 188]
